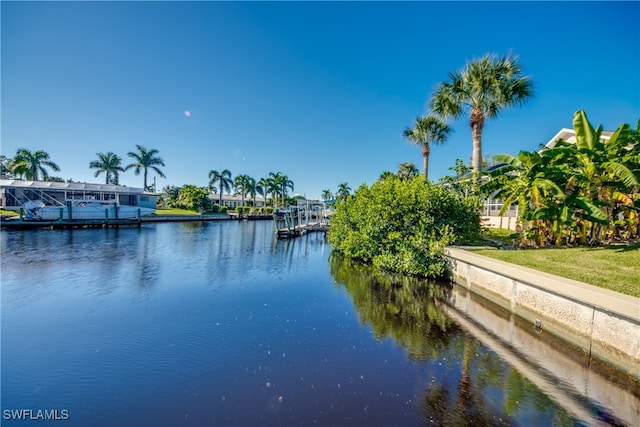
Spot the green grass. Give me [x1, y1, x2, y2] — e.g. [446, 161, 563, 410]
[153, 208, 200, 216]
[482, 227, 519, 246]
[474, 243, 640, 298]
[0, 209, 19, 216]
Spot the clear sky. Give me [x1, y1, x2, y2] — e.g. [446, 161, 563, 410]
[2, 1, 639, 199]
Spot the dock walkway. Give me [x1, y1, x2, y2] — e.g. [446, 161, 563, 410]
[273, 202, 330, 239]
[0, 217, 142, 230]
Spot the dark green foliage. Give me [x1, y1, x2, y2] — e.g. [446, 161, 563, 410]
[486, 110, 640, 246]
[328, 175, 482, 278]
[176, 185, 209, 211]
[220, 206, 229, 214]
[329, 252, 457, 360]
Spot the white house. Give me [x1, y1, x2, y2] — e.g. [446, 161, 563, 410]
[0, 179, 158, 211]
[482, 127, 618, 230]
[208, 193, 267, 208]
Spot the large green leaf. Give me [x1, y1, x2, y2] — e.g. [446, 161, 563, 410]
[572, 196, 608, 224]
[602, 161, 639, 188]
[605, 123, 631, 152]
[573, 110, 597, 150]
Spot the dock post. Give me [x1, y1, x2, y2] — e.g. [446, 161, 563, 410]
[59, 208, 64, 222]
[137, 208, 141, 228]
[66, 201, 73, 221]
[105, 208, 109, 228]
[19, 207, 23, 223]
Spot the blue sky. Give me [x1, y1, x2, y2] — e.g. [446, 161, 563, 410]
[2, 1, 639, 199]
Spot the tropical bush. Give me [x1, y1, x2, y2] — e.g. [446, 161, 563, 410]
[486, 110, 640, 246]
[220, 206, 229, 214]
[236, 206, 251, 215]
[328, 175, 482, 278]
[175, 185, 209, 212]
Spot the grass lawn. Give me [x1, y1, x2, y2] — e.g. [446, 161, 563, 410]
[474, 241, 640, 298]
[0, 209, 18, 216]
[153, 208, 200, 216]
[482, 227, 519, 246]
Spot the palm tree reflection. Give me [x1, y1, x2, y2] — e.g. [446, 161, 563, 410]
[329, 253, 578, 426]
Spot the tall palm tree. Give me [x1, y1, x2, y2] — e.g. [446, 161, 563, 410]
[11, 148, 60, 181]
[208, 169, 233, 206]
[278, 175, 294, 206]
[125, 145, 166, 190]
[397, 162, 419, 180]
[403, 114, 452, 179]
[89, 152, 125, 185]
[256, 177, 269, 207]
[265, 176, 278, 207]
[336, 182, 351, 201]
[321, 189, 333, 200]
[269, 172, 294, 208]
[245, 176, 258, 208]
[430, 53, 534, 178]
[233, 174, 252, 207]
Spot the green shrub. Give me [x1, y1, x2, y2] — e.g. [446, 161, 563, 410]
[328, 175, 481, 278]
[220, 206, 229, 214]
[264, 207, 273, 214]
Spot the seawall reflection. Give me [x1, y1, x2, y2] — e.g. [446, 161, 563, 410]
[329, 253, 637, 426]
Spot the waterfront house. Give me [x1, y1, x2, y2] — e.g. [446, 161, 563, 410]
[0, 179, 158, 211]
[479, 128, 617, 229]
[208, 193, 267, 208]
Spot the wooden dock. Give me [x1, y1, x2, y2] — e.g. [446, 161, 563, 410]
[276, 221, 330, 239]
[273, 205, 330, 239]
[0, 217, 142, 230]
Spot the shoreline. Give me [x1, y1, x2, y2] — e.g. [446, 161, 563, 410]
[445, 246, 640, 380]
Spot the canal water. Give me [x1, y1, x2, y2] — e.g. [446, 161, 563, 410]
[1, 221, 636, 426]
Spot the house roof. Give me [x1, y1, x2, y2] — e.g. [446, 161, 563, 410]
[207, 193, 266, 202]
[0, 179, 149, 194]
[542, 128, 614, 150]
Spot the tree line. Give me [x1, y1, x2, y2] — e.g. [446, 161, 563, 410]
[0, 145, 165, 191]
[164, 170, 296, 212]
[0, 146, 303, 211]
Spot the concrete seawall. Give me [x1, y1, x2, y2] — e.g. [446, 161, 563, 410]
[444, 247, 640, 380]
[442, 287, 639, 426]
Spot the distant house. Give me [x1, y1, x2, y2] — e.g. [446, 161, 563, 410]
[0, 179, 157, 211]
[481, 127, 616, 229]
[541, 128, 614, 150]
[208, 193, 267, 208]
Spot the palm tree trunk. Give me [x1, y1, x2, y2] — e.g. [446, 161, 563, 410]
[470, 108, 485, 178]
[422, 144, 430, 179]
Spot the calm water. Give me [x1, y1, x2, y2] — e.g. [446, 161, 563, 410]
[0, 221, 632, 426]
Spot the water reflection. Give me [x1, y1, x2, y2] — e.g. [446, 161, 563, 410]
[329, 253, 616, 426]
[329, 252, 455, 361]
[1, 223, 633, 426]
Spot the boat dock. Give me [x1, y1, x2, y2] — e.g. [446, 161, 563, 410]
[273, 200, 331, 239]
[0, 217, 143, 230]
